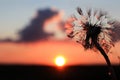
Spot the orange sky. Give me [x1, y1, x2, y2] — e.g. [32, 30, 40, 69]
[0, 1, 120, 68]
[0, 40, 119, 66]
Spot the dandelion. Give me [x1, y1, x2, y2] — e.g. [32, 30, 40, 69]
[67, 7, 115, 53]
[66, 7, 118, 80]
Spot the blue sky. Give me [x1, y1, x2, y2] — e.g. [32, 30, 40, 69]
[0, 0, 120, 39]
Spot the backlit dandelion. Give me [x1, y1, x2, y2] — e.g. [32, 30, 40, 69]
[66, 7, 118, 80]
[67, 7, 115, 53]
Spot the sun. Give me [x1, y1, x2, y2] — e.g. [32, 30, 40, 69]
[55, 56, 66, 67]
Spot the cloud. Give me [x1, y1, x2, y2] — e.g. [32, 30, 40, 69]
[0, 8, 66, 43]
[43, 9, 66, 40]
[18, 8, 59, 42]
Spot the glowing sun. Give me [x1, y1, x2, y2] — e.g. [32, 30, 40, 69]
[55, 56, 66, 66]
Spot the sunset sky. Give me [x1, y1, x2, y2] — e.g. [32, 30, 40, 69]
[0, 40, 120, 66]
[0, 0, 120, 39]
[0, 0, 120, 66]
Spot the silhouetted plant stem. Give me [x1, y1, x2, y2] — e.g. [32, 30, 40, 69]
[67, 7, 118, 80]
[93, 40, 117, 80]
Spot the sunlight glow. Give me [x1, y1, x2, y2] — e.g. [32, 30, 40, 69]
[55, 56, 66, 66]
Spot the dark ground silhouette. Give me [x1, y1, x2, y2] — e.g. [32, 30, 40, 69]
[0, 65, 119, 80]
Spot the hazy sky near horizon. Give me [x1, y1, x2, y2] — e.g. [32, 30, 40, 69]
[0, 0, 120, 39]
[0, 40, 119, 66]
[0, 0, 120, 66]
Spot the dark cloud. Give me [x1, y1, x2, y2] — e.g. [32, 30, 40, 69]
[0, 38, 15, 42]
[18, 8, 59, 42]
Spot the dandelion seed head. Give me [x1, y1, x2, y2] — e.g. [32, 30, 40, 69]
[66, 7, 116, 53]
